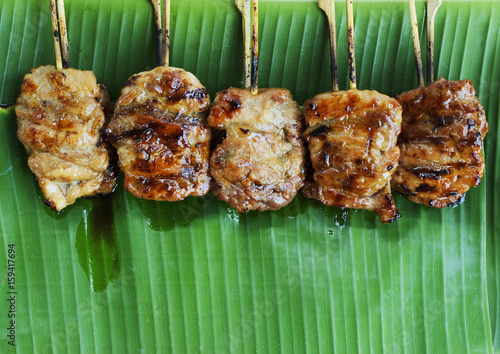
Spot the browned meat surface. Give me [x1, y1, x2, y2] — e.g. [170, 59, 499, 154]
[94, 84, 118, 195]
[106, 66, 211, 200]
[208, 87, 306, 212]
[302, 89, 402, 223]
[392, 78, 488, 207]
[16, 65, 116, 211]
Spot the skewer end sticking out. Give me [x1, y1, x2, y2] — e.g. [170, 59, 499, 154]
[152, 0, 162, 67]
[250, 0, 258, 95]
[346, 0, 356, 90]
[318, 0, 339, 91]
[426, 0, 442, 85]
[56, 0, 70, 68]
[236, 0, 252, 89]
[408, 0, 424, 87]
[428, 0, 442, 13]
[235, 0, 247, 11]
[162, 0, 170, 67]
[50, 0, 65, 70]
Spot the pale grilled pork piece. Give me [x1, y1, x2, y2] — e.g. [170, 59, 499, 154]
[392, 78, 488, 207]
[301, 89, 402, 223]
[208, 87, 306, 212]
[15, 65, 116, 211]
[106, 66, 211, 200]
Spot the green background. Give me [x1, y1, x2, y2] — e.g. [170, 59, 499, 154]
[0, 0, 499, 352]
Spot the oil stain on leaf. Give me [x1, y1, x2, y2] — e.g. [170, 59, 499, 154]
[75, 196, 120, 292]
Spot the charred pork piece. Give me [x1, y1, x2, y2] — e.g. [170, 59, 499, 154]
[392, 78, 488, 207]
[302, 89, 402, 223]
[106, 66, 211, 201]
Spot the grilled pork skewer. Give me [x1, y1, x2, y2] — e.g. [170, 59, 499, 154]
[15, 0, 116, 211]
[208, 0, 306, 212]
[106, 0, 212, 201]
[391, 0, 488, 207]
[301, 0, 402, 223]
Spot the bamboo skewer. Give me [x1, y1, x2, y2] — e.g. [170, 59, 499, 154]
[162, 0, 170, 66]
[152, 0, 171, 67]
[251, 0, 258, 94]
[57, 0, 70, 68]
[236, 0, 252, 89]
[346, 0, 356, 90]
[152, 0, 162, 66]
[318, 0, 339, 91]
[50, 0, 63, 71]
[426, 0, 441, 85]
[409, 0, 424, 87]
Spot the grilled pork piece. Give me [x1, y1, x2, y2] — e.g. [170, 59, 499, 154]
[208, 88, 306, 212]
[301, 89, 402, 223]
[16, 65, 116, 211]
[106, 66, 211, 200]
[392, 78, 488, 207]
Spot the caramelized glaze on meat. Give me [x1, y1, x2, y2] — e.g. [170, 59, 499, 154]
[392, 78, 488, 207]
[15, 65, 116, 211]
[208, 88, 306, 212]
[106, 66, 211, 200]
[302, 89, 402, 223]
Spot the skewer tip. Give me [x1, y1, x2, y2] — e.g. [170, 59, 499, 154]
[50, 0, 63, 70]
[162, 0, 170, 67]
[426, 0, 442, 85]
[152, 0, 163, 66]
[250, 0, 258, 94]
[57, 0, 70, 68]
[319, 0, 339, 91]
[346, 0, 356, 90]
[408, 0, 424, 87]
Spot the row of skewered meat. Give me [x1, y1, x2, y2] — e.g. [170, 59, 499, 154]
[15, 63, 488, 223]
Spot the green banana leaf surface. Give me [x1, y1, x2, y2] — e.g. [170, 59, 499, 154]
[0, 0, 499, 352]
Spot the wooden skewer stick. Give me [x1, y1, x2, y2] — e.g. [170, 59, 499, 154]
[57, 0, 70, 68]
[251, 0, 258, 94]
[235, 0, 252, 89]
[152, 0, 162, 66]
[162, 0, 170, 66]
[318, 0, 339, 91]
[346, 0, 356, 90]
[50, 0, 63, 70]
[426, 0, 441, 85]
[408, 0, 424, 87]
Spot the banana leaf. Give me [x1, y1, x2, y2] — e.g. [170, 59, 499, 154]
[0, 0, 498, 352]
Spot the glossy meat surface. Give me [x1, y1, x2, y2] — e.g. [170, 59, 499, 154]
[16, 65, 116, 211]
[392, 78, 488, 207]
[208, 88, 306, 212]
[107, 66, 211, 200]
[302, 89, 402, 223]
